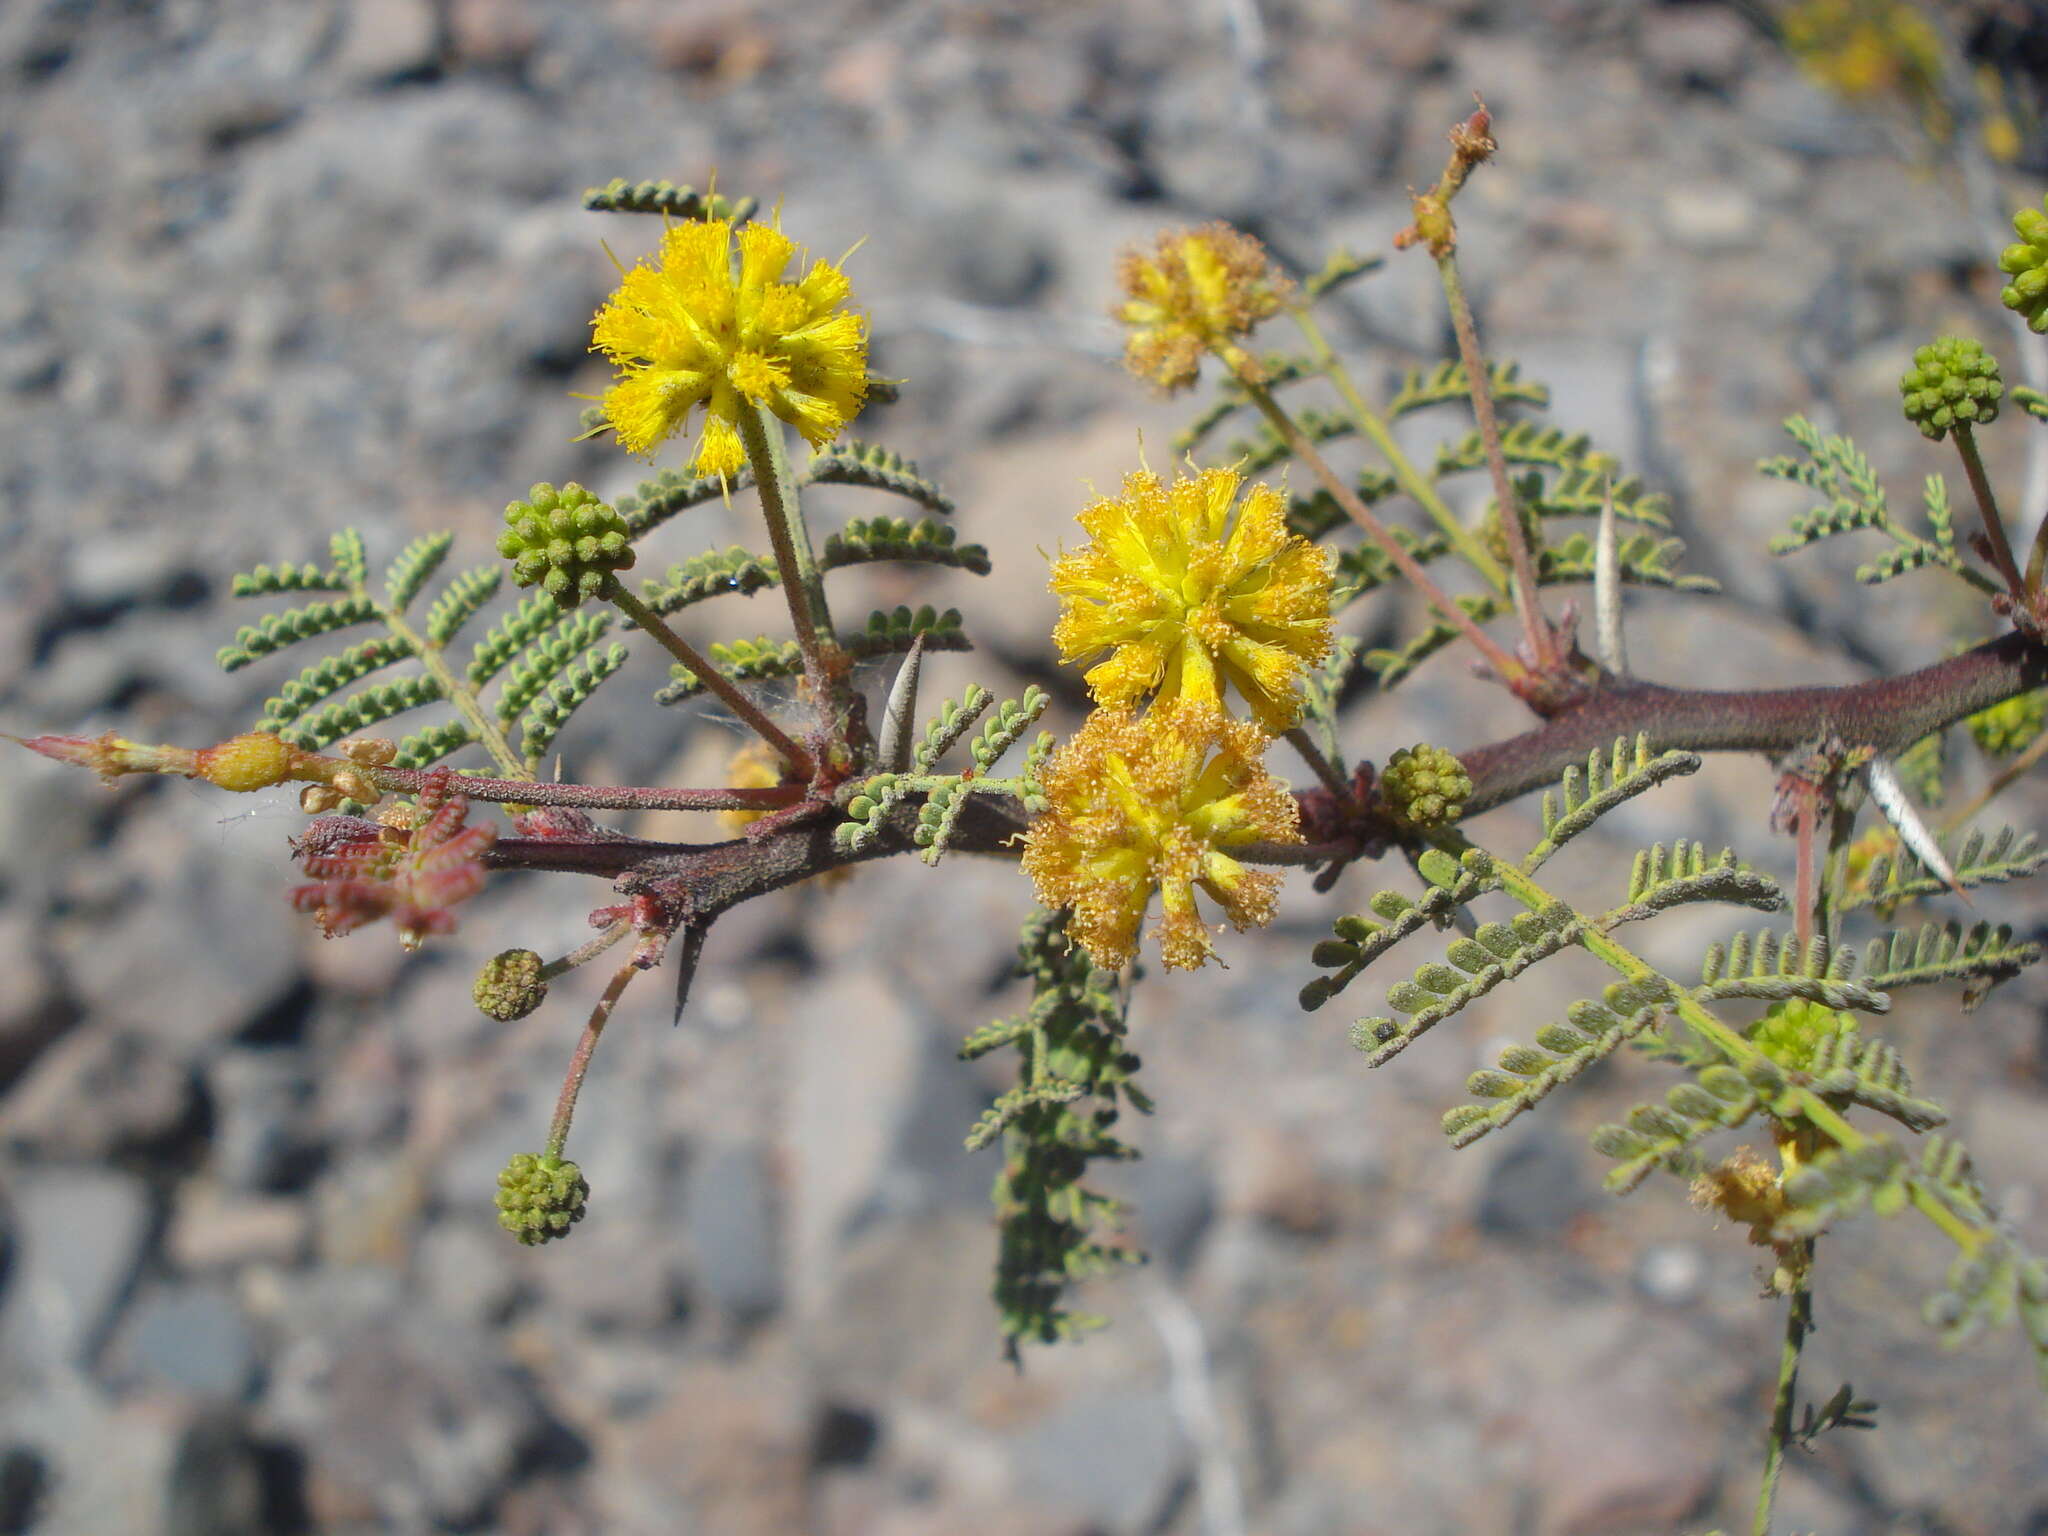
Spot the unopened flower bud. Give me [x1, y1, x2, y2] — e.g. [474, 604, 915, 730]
[196, 732, 301, 792]
[474, 948, 548, 1022]
[1378, 743, 1472, 830]
[495, 1152, 587, 1245]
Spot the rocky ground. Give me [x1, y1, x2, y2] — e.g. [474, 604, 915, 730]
[2, 1, 2047, 1532]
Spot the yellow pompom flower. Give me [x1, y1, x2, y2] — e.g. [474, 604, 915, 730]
[1051, 466, 1333, 734]
[591, 217, 868, 478]
[1022, 699, 1301, 972]
[1115, 224, 1291, 391]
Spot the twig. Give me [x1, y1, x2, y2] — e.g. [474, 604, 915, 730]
[546, 959, 640, 1158]
[1237, 377, 1528, 683]
[1436, 249, 1559, 672]
[1753, 1254, 1815, 1536]
[605, 578, 816, 779]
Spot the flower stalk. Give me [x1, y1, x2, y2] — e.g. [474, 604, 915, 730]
[603, 578, 816, 780]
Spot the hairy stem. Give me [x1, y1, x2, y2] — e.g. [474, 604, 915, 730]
[369, 765, 802, 814]
[1458, 633, 2048, 817]
[375, 593, 531, 781]
[546, 958, 638, 1158]
[605, 578, 816, 779]
[1237, 376, 1529, 682]
[540, 920, 633, 982]
[1953, 423, 2025, 599]
[1285, 725, 1351, 801]
[737, 401, 840, 702]
[1288, 307, 1512, 593]
[1753, 1255, 1815, 1536]
[1435, 250, 1557, 671]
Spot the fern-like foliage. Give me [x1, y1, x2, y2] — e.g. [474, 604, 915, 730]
[837, 684, 1050, 865]
[804, 440, 955, 516]
[1524, 735, 1705, 869]
[961, 908, 1151, 1358]
[653, 606, 973, 706]
[1846, 824, 2047, 912]
[218, 526, 629, 773]
[822, 516, 990, 575]
[1763, 417, 1996, 593]
[616, 466, 754, 541]
[1294, 719, 2048, 1381]
[633, 546, 781, 618]
[1387, 359, 1550, 420]
[1302, 247, 1383, 300]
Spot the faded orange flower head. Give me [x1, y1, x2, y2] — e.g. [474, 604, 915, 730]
[1051, 466, 1333, 734]
[1116, 224, 1291, 391]
[1021, 699, 1300, 972]
[592, 217, 868, 478]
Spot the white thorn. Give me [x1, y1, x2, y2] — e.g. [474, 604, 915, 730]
[1594, 476, 1628, 676]
[1865, 757, 1970, 906]
[877, 631, 928, 772]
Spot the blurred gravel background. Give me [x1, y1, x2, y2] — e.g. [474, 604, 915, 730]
[2, 1, 2047, 1532]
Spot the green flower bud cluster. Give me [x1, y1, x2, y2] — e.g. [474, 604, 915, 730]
[1377, 743, 1471, 830]
[497, 482, 635, 607]
[474, 948, 549, 1021]
[495, 1151, 588, 1245]
[1966, 690, 2047, 757]
[1999, 199, 2048, 333]
[1898, 337, 2001, 441]
[1749, 998, 1857, 1073]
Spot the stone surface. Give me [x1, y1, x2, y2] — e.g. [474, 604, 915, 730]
[0, 1166, 153, 1371]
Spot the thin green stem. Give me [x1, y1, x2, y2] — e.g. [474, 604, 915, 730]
[1238, 377, 1529, 683]
[1289, 307, 1512, 594]
[1467, 839, 1988, 1255]
[737, 402, 839, 699]
[545, 958, 638, 1158]
[539, 920, 633, 983]
[374, 595, 530, 781]
[1435, 251, 1558, 672]
[1953, 423, 2025, 599]
[605, 579, 815, 779]
[1753, 1254, 1815, 1536]
[1943, 715, 2048, 833]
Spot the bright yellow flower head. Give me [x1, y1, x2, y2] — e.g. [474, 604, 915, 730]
[591, 218, 868, 478]
[1116, 224, 1291, 391]
[1051, 466, 1333, 734]
[1022, 699, 1301, 972]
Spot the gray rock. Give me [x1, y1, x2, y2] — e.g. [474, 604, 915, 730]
[267, 1311, 566, 1529]
[0, 1026, 202, 1164]
[1011, 1384, 1187, 1533]
[1475, 1124, 1592, 1241]
[0, 1165, 152, 1369]
[682, 1139, 784, 1322]
[206, 1047, 316, 1193]
[122, 1283, 258, 1401]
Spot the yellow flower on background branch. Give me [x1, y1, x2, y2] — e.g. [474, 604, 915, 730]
[591, 217, 868, 478]
[1022, 699, 1301, 972]
[1116, 223, 1292, 392]
[1051, 465, 1333, 734]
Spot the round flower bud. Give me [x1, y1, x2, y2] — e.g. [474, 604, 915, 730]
[474, 948, 548, 1022]
[495, 1151, 588, 1245]
[1378, 743, 1472, 831]
[2000, 200, 2048, 333]
[1749, 998, 1856, 1073]
[196, 731, 300, 792]
[496, 482, 635, 608]
[1898, 337, 2002, 440]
